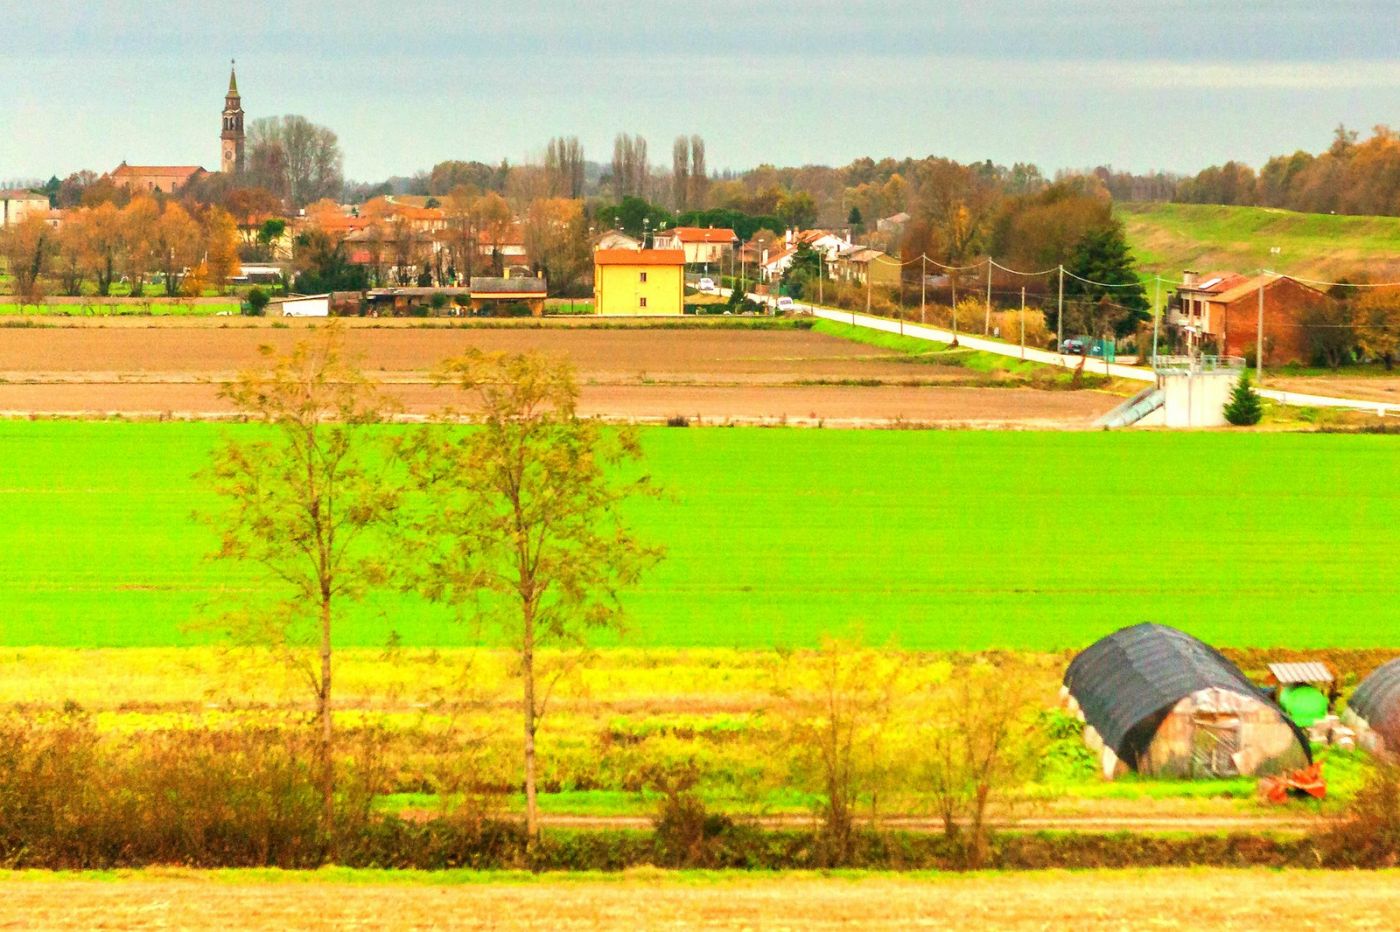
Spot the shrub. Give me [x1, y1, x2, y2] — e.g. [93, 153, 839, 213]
[1318, 760, 1400, 867]
[245, 286, 270, 316]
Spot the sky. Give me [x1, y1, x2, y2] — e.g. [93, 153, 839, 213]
[5, 0, 1400, 183]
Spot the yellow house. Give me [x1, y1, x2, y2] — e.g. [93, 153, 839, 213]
[594, 249, 685, 316]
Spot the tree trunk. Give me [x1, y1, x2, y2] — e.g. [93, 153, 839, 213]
[522, 602, 539, 843]
[319, 591, 335, 850]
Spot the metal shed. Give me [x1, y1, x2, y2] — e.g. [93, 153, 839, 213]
[1063, 623, 1312, 779]
[1343, 659, 1400, 756]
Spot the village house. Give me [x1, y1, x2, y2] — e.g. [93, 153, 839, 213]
[0, 189, 52, 228]
[593, 249, 685, 316]
[651, 227, 738, 266]
[834, 247, 902, 288]
[592, 230, 642, 252]
[1171, 270, 1330, 364]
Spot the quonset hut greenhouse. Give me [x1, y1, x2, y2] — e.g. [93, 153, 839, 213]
[1063, 623, 1312, 779]
[1343, 659, 1400, 756]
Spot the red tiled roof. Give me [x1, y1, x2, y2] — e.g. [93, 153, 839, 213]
[0, 189, 48, 200]
[666, 227, 738, 244]
[111, 164, 205, 179]
[594, 249, 685, 266]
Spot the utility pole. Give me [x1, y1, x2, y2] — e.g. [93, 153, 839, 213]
[1057, 265, 1065, 352]
[1020, 286, 1026, 360]
[984, 260, 993, 334]
[1152, 276, 1161, 365]
[865, 266, 872, 316]
[920, 254, 927, 326]
[818, 251, 824, 307]
[1256, 276, 1266, 384]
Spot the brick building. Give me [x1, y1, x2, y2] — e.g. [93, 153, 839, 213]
[1171, 271, 1331, 365]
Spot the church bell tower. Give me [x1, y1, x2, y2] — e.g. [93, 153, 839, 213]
[221, 61, 245, 176]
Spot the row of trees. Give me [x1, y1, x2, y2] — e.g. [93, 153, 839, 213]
[0, 198, 240, 302]
[1176, 125, 1400, 216]
[1299, 287, 1400, 370]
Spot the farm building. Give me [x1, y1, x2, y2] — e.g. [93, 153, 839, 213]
[1063, 623, 1311, 779]
[1342, 659, 1400, 756]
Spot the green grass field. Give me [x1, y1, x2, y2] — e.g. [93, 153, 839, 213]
[0, 302, 239, 316]
[1118, 201, 1400, 281]
[2, 422, 1398, 650]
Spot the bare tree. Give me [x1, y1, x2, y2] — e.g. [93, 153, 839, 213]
[688, 135, 709, 210]
[672, 137, 691, 211]
[202, 326, 399, 845]
[398, 350, 661, 842]
[773, 639, 906, 865]
[544, 136, 585, 199]
[919, 661, 1047, 868]
[611, 133, 650, 200]
[248, 116, 344, 208]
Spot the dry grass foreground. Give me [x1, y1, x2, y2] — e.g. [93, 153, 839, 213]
[0, 868, 1396, 930]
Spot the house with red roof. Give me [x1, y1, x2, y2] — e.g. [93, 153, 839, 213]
[1170, 270, 1332, 364]
[651, 226, 738, 265]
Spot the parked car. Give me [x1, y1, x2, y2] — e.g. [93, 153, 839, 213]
[1060, 338, 1085, 355]
[775, 296, 794, 311]
[697, 277, 716, 293]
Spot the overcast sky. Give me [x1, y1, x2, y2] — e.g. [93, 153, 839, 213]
[5, 0, 1400, 182]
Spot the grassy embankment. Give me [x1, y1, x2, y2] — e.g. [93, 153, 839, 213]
[1117, 201, 1400, 284]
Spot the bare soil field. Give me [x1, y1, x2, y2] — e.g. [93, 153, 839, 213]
[2, 868, 1395, 930]
[1270, 375, 1400, 406]
[0, 320, 1118, 426]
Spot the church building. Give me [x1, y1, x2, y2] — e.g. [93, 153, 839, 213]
[108, 64, 245, 193]
[220, 62, 245, 176]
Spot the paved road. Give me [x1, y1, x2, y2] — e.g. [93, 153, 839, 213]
[733, 287, 1398, 415]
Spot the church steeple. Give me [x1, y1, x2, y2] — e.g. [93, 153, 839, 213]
[221, 60, 245, 176]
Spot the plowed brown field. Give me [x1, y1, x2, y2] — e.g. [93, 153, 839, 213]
[0, 320, 1118, 426]
[1, 869, 1395, 930]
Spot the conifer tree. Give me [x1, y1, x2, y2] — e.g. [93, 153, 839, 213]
[1224, 372, 1264, 425]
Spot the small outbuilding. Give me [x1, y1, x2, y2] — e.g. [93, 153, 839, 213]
[1063, 623, 1311, 779]
[1342, 659, 1400, 756]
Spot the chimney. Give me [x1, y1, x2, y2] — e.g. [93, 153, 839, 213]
[785, 228, 793, 246]
[1182, 270, 1199, 288]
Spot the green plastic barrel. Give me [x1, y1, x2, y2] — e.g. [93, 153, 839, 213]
[1280, 684, 1329, 727]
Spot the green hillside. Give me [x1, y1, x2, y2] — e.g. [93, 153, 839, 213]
[1118, 201, 1400, 283]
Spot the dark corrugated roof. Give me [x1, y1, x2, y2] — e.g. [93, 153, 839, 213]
[469, 277, 546, 294]
[1064, 623, 1310, 769]
[1348, 659, 1400, 746]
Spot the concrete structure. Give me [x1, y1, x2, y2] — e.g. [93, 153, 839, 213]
[594, 249, 684, 316]
[220, 63, 245, 176]
[1171, 271, 1331, 365]
[651, 227, 737, 266]
[1140, 355, 1244, 428]
[0, 189, 51, 228]
[275, 295, 329, 317]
